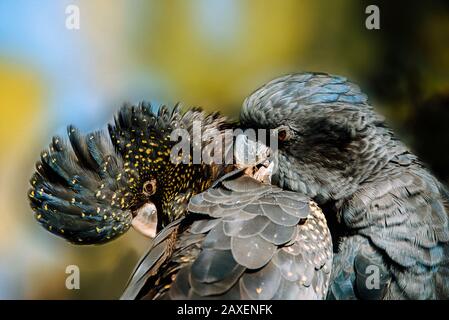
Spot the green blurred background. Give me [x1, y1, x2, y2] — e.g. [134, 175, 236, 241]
[0, 0, 448, 299]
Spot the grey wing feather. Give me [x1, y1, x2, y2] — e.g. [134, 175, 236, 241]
[120, 219, 182, 300]
[121, 175, 333, 300]
[331, 168, 449, 299]
[165, 176, 333, 300]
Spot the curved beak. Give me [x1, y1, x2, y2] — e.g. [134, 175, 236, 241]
[234, 134, 276, 184]
[131, 202, 158, 238]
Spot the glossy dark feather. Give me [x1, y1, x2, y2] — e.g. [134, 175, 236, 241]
[29, 103, 229, 244]
[240, 72, 449, 299]
[29, 128, 134, 244]
[121, 175, 333, 300]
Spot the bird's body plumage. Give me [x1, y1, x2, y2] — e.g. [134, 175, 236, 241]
[121, 175, 332, 300]
[241, 72, 449, 299]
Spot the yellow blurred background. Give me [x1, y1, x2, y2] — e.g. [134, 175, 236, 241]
[0, 0, 448, 298]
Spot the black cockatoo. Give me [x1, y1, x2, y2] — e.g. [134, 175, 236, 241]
[28, 102, 333, 299]
[121, 175, 332, 300]
[28, 104, 230, 244]
[238, 72, 449, 299]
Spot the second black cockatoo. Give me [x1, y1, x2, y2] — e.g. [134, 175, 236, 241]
[239, 72, 449, 299]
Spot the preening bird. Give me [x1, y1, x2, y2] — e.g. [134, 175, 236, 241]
[28, 102, 333, 300]
[240, 72, 449, 299]
[28, 103, 230, 243]
[122, 174, 332, 300]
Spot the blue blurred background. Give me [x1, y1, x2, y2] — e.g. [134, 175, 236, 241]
[0, 0, 448, 298]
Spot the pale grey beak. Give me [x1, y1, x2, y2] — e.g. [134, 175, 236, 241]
[131, 202, 158, 238]
[234, 134, 276, 183]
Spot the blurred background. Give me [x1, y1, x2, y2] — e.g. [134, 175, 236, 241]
[0, 0, 448, 299]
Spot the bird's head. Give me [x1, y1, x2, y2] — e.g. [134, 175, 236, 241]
[29, 103, 231, 244]
[106, 104, 232, 238]
[238, 73, 394, 204]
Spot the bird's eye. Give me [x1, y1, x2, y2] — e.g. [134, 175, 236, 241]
[277, 126, 292, 142]
[143, 179, 157, 196]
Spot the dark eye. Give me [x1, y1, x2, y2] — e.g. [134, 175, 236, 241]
[143, 179, 157, 196]
[277, 126, 292, 142]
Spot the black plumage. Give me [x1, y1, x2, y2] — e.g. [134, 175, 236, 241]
[240, 72, 449, 299]
[29, 128, 133, 244]
[121, 175, 332, 300]
[29, 100, 334, 300]
[29, 70, 446, 300]
[28, 102, 229, 244]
